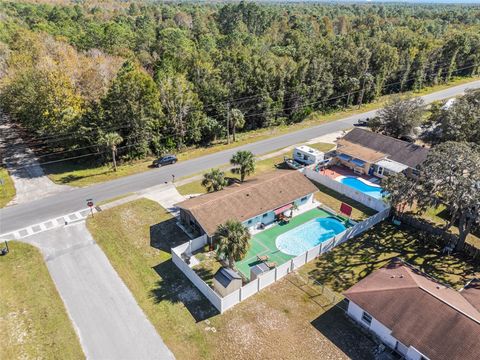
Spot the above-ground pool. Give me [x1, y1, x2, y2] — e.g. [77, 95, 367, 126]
[276, 217, 346, 256]
[338, 176, 384, 199]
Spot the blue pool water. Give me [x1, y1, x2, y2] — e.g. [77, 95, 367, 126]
[340, 177, 384, 199]
[276, 217, 346, 256]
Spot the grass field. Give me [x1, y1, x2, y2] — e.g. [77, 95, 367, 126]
[0, 241, 83, 359]
[0, 167, 16, 208]
[45, 77, 478, 188]
[407, 204, 480, 249]
[87, 198, 376, 360]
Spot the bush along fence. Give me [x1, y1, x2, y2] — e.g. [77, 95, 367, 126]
[303, 166, 389, 212]
[398, 213, 480, 260]
[171, 207, 390, 313]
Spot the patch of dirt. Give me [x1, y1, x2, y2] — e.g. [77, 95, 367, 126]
[205, 275, 375, 360]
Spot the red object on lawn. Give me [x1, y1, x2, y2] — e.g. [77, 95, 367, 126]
[340, 203, 353, 217]
[274, 203, 293, 215]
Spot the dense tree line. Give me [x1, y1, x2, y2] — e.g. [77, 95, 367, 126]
[1, 1, 480, 163]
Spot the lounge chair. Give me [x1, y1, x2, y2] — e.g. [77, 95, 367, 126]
[266, 261, 277, 269]
[257, 255, 269, 262]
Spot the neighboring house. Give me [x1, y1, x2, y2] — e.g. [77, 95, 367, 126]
[344, 259, 480, 360]
[176, 170, 318, 238]
[334, 128, 429, 178]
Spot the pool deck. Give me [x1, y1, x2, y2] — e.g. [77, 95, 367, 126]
[236, 207, 334, 280]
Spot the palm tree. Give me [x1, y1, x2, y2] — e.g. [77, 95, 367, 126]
[102, 132, 123, 172]
[215, 220, 251, 269]
[201, 168, 227, 192]
[230, 108, 245, 142]
[230, 150, 255, 182]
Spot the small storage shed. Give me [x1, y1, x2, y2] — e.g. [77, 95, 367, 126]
[213, 267, 242, 297]
[250, 262, 269, 281]
[293, 145, 324, 165]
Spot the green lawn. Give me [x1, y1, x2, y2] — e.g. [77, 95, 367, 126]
[299, 221, 480, 293]
[0, 241, 84, 359]
[86, 198, 376, 360]
[0, 167, 15, 208]
[408, 204, 480, 249]
[46, 77, 478, 188]
[236, 207, 333, 279]
[313, 181, 377, 221]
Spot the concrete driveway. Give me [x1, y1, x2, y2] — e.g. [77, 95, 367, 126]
[140, 184, 186, 216]
[23, 223, 174, 360]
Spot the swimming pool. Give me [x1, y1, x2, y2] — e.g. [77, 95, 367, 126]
[276, 217, 346, 256]
[339, 176, 384, 199]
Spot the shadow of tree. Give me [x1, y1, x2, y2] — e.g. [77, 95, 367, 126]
[306, 222, 479, 293]
[311, 306, 375, 360]
[150, 260, 218, 322]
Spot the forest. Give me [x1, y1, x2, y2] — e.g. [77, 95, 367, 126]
[0, 0, 479, 163]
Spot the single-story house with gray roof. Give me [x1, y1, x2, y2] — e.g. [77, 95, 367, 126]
[334, 128, 429, 178]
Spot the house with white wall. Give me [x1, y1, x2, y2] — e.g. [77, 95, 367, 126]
[334, 128, 429, 178]
[343, 259, 480, 360]
[176, 170, 318, 239]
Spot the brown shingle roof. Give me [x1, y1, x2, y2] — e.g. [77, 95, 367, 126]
[176, 170, 318, 236]
[344, 260, 480, 360]
[336, 139, 387, 163]
[342, 128, 429, 168]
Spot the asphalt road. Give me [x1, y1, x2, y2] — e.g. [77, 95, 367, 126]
[1, 80, 479, 234]
[23, 223, 175, 360]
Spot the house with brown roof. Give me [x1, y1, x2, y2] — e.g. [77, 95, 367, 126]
[334, 128, 429, 178]
[176, 170, 318, 238]
[343, 259, 480, 360]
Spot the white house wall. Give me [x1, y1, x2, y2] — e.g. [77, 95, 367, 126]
[347, 301, 430, 360]
[243, 193, 314, 230]
[406, 347, 429, 360]
[347, 301, 397, 349]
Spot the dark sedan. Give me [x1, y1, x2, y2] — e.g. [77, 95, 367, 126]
[152, 155, 178, 167]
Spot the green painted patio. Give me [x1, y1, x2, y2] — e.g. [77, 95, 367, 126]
[236, 207, 334, 280]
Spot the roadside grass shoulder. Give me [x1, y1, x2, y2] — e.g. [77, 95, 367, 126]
[87, 198, 376, 360]
[0, 167, 15, 208]
[45, 77, 479, 188]
[298, 222, 478, 294]
[0, 241, 84, 359]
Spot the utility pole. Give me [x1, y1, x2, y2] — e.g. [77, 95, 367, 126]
[226, 101, 231, 144]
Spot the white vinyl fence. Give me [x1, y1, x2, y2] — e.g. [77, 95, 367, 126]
[304, 167, 389, 212]
[172, 207, 390, 313]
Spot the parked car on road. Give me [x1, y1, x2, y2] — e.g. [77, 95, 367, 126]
[354, 117, 370, 127]
[152, 154, 177, 167]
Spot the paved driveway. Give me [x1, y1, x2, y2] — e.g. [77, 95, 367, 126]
[23, 223, 174, 360]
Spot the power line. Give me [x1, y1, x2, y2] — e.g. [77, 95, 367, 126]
[5, 61, 478, 162]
